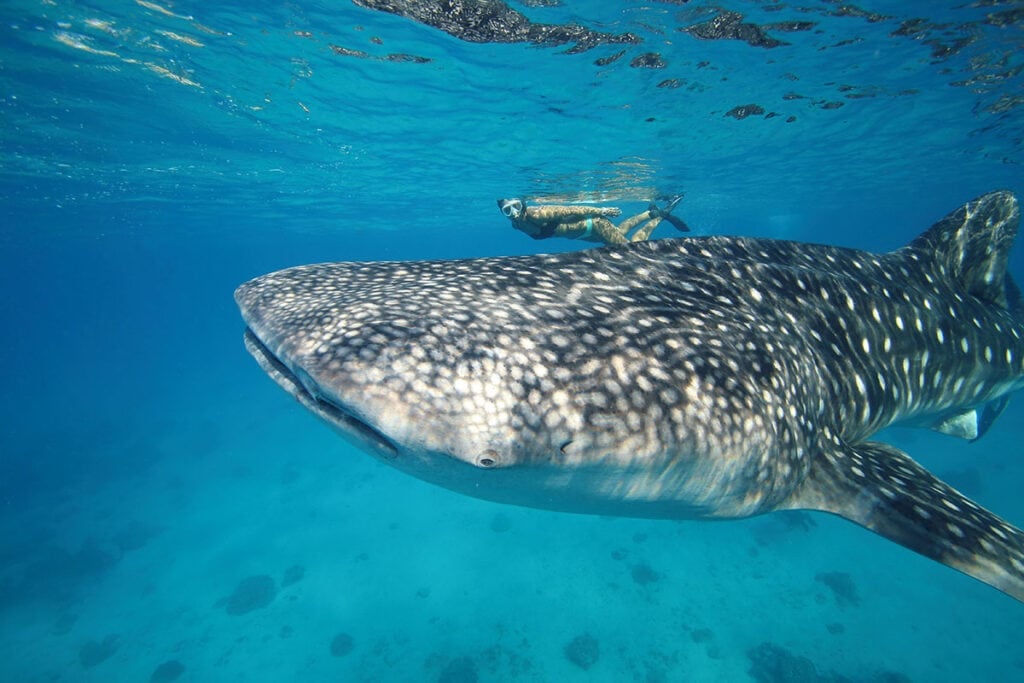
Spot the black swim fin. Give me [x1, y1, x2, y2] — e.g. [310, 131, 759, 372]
[663, 213, 690, 232]
[649, 195, 688, 231]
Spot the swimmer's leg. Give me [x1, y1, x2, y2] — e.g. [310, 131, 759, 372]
[629, 217, 663, 242]
[617, 210, 655, 236]
[589, 217, 628, 245]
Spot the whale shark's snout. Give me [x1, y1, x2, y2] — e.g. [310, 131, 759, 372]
[234, 267, 523, 472]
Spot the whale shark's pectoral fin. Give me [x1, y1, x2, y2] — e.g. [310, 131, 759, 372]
[928, 396, 1011, 441]
[975, 395, 1011, 442]
[784, 441, 1024, 600]
[929, 409, 982, 440]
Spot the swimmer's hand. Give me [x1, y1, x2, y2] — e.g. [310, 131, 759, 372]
[601, 207, 621, 217]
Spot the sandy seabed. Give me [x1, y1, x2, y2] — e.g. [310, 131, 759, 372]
[2, 385, 1023, 683]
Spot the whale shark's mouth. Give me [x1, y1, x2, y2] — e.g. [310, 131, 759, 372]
[242, 328, 399, 459]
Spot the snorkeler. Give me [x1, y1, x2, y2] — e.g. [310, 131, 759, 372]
[497, 195, 689, 245]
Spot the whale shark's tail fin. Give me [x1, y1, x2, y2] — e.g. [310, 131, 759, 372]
[786, 441, 1024, 601]
[904, 190, 1020, 310]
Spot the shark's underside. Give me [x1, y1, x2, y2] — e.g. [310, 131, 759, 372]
[236, 191, 1024, 601]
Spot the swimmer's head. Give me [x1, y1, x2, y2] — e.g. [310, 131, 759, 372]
[497, 198, 524, 220]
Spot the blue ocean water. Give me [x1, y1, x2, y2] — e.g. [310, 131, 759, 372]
[2, 0, 1024, 680]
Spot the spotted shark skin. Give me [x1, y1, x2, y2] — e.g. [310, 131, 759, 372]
[236, 191, 1024, 600]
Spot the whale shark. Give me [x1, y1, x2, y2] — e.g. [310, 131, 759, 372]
[236, 191, 1024, 601]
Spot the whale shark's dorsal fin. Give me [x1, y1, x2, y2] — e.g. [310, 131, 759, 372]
[905, 190, 1019, 308]
[902, 191, 1020, 442]
[785, 441, 1024, 601]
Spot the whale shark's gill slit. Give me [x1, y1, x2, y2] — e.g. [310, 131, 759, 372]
[242, 328, 398, 459]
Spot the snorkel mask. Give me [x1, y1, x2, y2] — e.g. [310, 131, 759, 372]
[497, 198, 524, 219]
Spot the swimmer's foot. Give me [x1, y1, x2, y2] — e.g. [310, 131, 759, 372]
[648, 194, 683, 218]
[661, 194, 683, 215]
[648, 195, 688, 230]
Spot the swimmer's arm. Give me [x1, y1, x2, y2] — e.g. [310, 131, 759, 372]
[527, 205, 621, 220]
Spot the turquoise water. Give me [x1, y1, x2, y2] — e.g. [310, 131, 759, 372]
[2, 1, 1024, 681]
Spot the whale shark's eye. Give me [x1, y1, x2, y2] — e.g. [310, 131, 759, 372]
[476, 450, 500, 468]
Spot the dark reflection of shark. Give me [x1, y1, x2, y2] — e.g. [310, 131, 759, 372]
[236, 191, 1024, 601]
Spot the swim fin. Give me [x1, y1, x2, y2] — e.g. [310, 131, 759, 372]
[663, 213, 690, 232]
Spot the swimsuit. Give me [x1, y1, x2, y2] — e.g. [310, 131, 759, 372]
[581, 217, 594, 240]
[526, 220, 557, 240]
